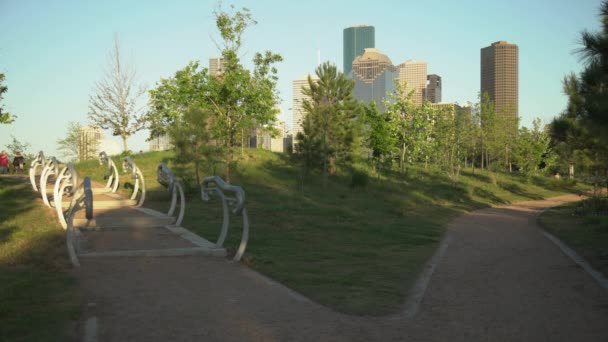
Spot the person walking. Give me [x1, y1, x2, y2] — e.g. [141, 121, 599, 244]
[0, 150, 9, 174]
[13, 152, 25, 174]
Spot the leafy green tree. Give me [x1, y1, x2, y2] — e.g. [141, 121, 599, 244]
[168, 106, 221, 188]
[147, 6, 282, 183]
[513, 118, 552, 175]
[297, 62, 362, 185]
[385, 82, 433, 175]
[0, 73, 15, 124]
[88, 35, 146, 152]
[364, 100, 397, 173]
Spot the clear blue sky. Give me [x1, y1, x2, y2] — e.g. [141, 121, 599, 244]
[0, 0, 602, 157]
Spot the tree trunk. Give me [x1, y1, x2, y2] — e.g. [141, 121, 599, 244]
[400, 143, 406, 174]
[121, 134, 128, 153]
[195, 161, 201, 186]
[225, 139, 233, 183]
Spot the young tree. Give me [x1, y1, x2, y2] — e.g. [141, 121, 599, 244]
[56, 121, 99, 162]
[6, 135, 31, 159]
[0, 73, 15, 124]
[364, 100, 397, 173]
[385, 82, 433, 175]
[147, 6, 283, 183]
[88, 35, 146, 152]
[513, 118, 552, 175]
[297, 62, 362, 185]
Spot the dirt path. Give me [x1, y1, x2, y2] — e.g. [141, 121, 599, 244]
[76, 194, 608, 341]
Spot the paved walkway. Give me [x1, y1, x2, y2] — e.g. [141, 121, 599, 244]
[76, 194, 608, 341]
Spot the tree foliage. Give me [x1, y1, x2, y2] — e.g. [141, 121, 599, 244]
[0, 73, 15, 124]
[146, 5, 282, 183]
[295, 62, 362, 184]
[88, 35, 146, 152]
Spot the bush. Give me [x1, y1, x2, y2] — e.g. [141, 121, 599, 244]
[350, 170, 368, 188]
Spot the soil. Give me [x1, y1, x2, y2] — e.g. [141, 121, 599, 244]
[75, 194, 608, 341]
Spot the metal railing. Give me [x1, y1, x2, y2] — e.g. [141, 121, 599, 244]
[123, 157, 146, 207]
[40, 157, 60, 207]
[65, 176, 94, 267]
[99, 151, 119, 192]
[29, 151, 45, 192]
[201, 176, 249, 262]
[157, 163, 185, 226]
[53, 163, 78, 229]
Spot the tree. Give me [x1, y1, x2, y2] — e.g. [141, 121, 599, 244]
[88, 35, 146, 152]
[147, 6, 282, 183]
[6, 135, 31, 159]
[385, 81, 433, 175]
[0, 73, 15, 124]
[513, 118, 552, 175]
[364, 100, 397, 173]
[296, 62, 362, 185]
[56, 121, 99, 162]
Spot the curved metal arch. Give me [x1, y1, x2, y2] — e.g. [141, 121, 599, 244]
[157, 163, 185, 226]
[99, 151, 119, 193]
[65, 176, 94, 268]
[40, 157, 60, 207]
[123, 157, 146, 207]
[54, 163, 78, 229]
[29, 151, 46, 192]
[201, 176, 249, 262]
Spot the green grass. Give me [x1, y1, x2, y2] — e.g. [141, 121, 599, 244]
[0, 176, 80, 341]
[539, 198, 608, 276]
[75, 149, 587, 315]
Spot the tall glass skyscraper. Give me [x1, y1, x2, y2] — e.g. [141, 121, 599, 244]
[343, 25, 375, 75]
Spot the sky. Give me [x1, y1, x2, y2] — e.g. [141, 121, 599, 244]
[0, 0, 603, 158]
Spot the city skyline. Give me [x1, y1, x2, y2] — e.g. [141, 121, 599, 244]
[0, 0, 601, 157]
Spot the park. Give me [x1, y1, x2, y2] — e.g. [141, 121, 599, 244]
[1, 1, 608, 341]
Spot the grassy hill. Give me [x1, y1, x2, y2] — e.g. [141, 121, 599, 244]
[75, 148, 584, 315]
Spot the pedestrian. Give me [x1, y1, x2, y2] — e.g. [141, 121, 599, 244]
[13, 151, 25, 174]
[0, 150, 9, 174]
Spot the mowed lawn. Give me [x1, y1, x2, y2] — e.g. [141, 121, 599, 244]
[0, 176, 80, 341]
[76, 149, 586, 315]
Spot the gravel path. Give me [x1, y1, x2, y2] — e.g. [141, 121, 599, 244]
[76, 194, 608, 341]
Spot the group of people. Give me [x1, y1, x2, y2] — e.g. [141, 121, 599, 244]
[0, 150, 26, 174]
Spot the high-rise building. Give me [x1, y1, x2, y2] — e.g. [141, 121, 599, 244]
[480, 41, 518, 119]
[209, 57, 224, 76]
[425, 74, 442, 103]
[78, 126, 103, 161]
[343, 25, 375, 75]
[292, 74, 319, 139]
[397, 60, 427, 106]
[350, 48, 397, 112]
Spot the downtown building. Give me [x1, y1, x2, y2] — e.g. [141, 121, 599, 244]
[350, 48, 398, 112]
[480, 41, 519, 119]
[292, 74, 319, 139]
[397, 60, 427, 107]
[209, 56, 224, 76]
[425, 74, 442, 103]
[343, 25, 375, 75]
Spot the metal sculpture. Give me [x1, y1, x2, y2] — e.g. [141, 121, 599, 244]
[29, 151, 46, 192]
[40, 157, 60, 207]
[53, 163, 78, 229]
[201, 176, 249, 262]
[122, 157, 145, 207]
[65, 176, 94, 267]
[99, 151, 119, 192]
[157, 163, 185, 226]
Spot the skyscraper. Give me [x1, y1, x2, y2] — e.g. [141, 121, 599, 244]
[425, 74, 442, 103]
[350, 48, 397, 112]
[480, 41, 518, 119]
[292, 74, 319, 139]
[209, 57, 224, 76]
[343, 25, 375, 75]
[398, 60, 427, 106]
